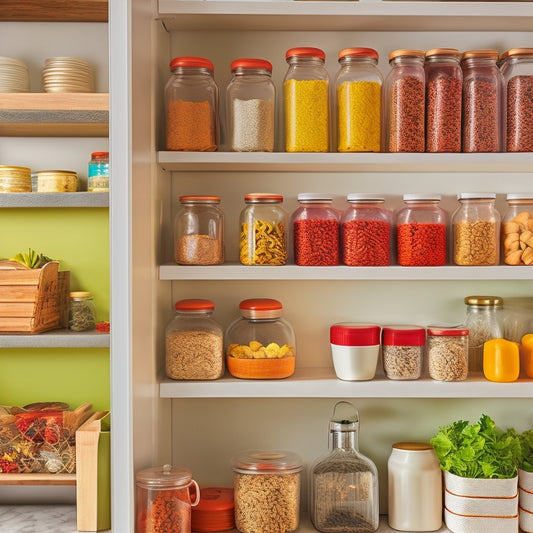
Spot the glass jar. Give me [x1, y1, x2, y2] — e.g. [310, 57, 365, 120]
[500, 48, 533, 152]
[88, 151, 109, 192]
[461, 50, 504, 153]
[226, 58, 275, 152]
[335, 48, 382, 153]
[502, 193, 533, 265]
[226, 298, 295, 379]
[283, 47, 329, 152]
[425, 48, 463, 153]
[232, 449, 303, 533]
[382, 325, 426, 380]
[135, 464, 200, 533]
[239, 193, 288, 265]
[292, 193, 340, 266]
[463, 295, 504, 372]
[452, 192, 501, 266]
[0, 165, 31, 192]
[68, 291, 96, 331]
[310, 401, 379, 533]
[165, 56, 219, 151]
[395, 194, 448, 266]
[37, 170, 78, 193]
[427, 326, 469, 382]
[340, 193, 392, 266]
[174, 195, 224, 265]
[165, 299, 224, 380]
[383, 49, 425, 153]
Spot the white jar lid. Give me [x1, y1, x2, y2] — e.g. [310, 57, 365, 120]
[403, 193, 441, 202]
[297, 192, 333, 202]
[457, 192, 496, 200]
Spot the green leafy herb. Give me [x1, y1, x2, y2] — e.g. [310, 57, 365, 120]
[518, 429, 533, 472]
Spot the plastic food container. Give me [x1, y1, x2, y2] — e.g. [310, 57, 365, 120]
[427, 326, 469, 381]
[0, 165, 31, 193]
[502, 193, 533, 265]
[382, 325, 426, 380]
[37, 170, 78, 193]
[191, 487, 235, 532]
[88, 151, 109, 192]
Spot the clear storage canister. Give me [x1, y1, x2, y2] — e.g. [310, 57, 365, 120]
[226, 58, 275, 152]
[425, 48, 463, 153]
[232, 450, 303, 533]
[165, 299, 224, 380]
[382, 325, 426, 380]
[88, 151, 109, 192]
[69, 291, 96, 331]
[165, 56, 218, 152]
[452, 192, 500, 266]
[174, 195, 224, 265]
[283, 47, 329, 152]
[0, 165, 31, 192]
[335, 47, 382, 153]
[502, 193, 533, 265]
[383, 49, 426, 153]
[239, 193, 288, 265]
[427, 326, 469, 382]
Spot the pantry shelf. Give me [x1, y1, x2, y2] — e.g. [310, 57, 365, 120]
[0, 330, 110, 349]
[0, 0, 108, 22]
[0, 473, 76, 486]
[0, 192, 109, 208]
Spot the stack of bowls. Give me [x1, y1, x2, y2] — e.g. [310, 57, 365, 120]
[0, 57, 30, 93]
[42, 57, 95, 93]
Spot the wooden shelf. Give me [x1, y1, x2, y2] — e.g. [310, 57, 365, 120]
[0, 473, 76, 486]
[0, 0, 108, 22]
[0, 192, 109, 208]
[0, 330, 110, 349]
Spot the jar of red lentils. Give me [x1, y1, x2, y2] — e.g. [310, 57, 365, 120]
[396, 194, 448, 266]
[292, 193, 340, 266]
[283, 47, 330, 153]
[165, 56, 219, 151]
[340, 193, 392, 266]
[502, 193, 533, 265]
[425, 48, 463, 153]
[335, 48, 382, 153]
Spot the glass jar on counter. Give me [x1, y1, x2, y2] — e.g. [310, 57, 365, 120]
[452, 192, 500, 266]
[427, 326, 469, 382]
[165, 56, 219, 152]
[165, 299, 224, 380]
[0, 165, 31, 193]
[69, 291, 96, 331]
[382, 325, 426, 380]
[174, 195, 224, 265]
[502, 193, 533, 265]
[226, 58, 275, 152]
[425, 48, 463, 153]
[37, 170, 78, 193]
[239, 193, 288, 265]
[335, 48, 382, 153]
[284, 47, 329, 152]
[88, 151, 109, 192]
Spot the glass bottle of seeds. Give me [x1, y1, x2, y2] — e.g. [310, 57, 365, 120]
[226, 58, 275, 152]
[335, 48, 382, 153]
[382, 325, 426, 380]
[174, 195, 224, 265]
[69, 291, 96, 331]
[284, 47, 330, 152]
[310, 401, 379, 533]
[239, 193, 288, 265]
[502, 193, 533, 265]
[88, 151, 109, 192]
[427, 326, 469, 382]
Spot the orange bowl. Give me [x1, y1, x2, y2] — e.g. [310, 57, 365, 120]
[226, 355, 295, 379]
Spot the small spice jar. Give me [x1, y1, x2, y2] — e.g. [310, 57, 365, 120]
[383, 49, 426, 153]
[226, 58, 275, 152]
[68, 291, 96, 331]
[239, 193, 288, 265]
[382, 325, 426, 380]
[88, 151, 109, 192]
[165, 56, 219, 152]
[226, 298, 296, 379]
[502, 193, 533, 265]
[231, 449, 303, 533]
[452, 192, 501, 266]
[292, 193, 340, 266]
[427, 326, 469, 382]
[0, 165, 31, 193]
[174, 195, 224, 265]
[165, 299, 224, 380]
[135, 464, 200, 533]
[37, 170, 78, 193]
[340, 193, 392, 266]
[283, 47, 330, 152]
[335, 47, 382, 152]
[425, 48, 463, 153]
[395, 194, 448, 266]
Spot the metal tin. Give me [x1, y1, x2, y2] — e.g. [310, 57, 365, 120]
[0, 165, 31, 193]
[37, 170, 78, 193]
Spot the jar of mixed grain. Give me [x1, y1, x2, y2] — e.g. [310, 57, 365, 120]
[37, 170, 78, 192]
[382, 325, 426, 380]
[69, 291, 96, 331]
[427, 326, 469, 382]
[232, 449, 303, 533]
[0, 165, 31, 192]
[502, 193, 533, 265]
[165, 299, 224, 380]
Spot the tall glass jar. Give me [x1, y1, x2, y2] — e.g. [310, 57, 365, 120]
[452, 192, 501, 266]
[425, 48, 463, 153]
[174, 195, 224, 265]
[226, 58, 275, 152]
[335, 48, 382, 153]
[310, 401, 379, 533]
[383, 49, 425, 153]
[239, 193, 288, 265]
[502, 193, 533, 265]
[283, 47, 329, 152]
[165, 56, 219, 151]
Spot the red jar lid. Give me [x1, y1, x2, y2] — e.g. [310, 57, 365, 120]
[382, 325, 426, 346]
[286, 47, 325, 60]
[231, 58, 272, 72]
[175, 299, 215, 312]
[338, 47, 378, 61]
[91, 151, 109, 159]
[427, 326, 469, 337]
[239, 298, 282, 319]
[191, 487, 235, 532]
[244, 193, 283, 204]
[169, 56, 214, 71]
[330, 323, 381, 346]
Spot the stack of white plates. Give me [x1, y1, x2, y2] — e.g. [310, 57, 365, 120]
[0, 56, 30, 93]
[42, 57, 95, 93]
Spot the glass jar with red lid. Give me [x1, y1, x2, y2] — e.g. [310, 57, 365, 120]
[382, 325, 426, 380]
[427, 326, 469, 382]
[88, 151, 109, 192]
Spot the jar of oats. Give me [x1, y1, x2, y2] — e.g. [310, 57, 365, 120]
[382, 325, 426, 380]
[232, 450, 303, 533]
[427, 326, 469, 382]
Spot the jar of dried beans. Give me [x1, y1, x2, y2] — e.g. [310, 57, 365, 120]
[382, 325, 426, 380]
[165, 56, 219, 151]
[165, 299, 224, 380]
[335, 47, 382, 153]
[239, 193, 288, 265]
[425, 48, 463, 153]
[502, 193, 533, 265]
[452, 192, 500, 266]
[427, 326, 469, 382]
[395, 194, 448, 266]
[174, 195, 224, 265]
[292, 193, 340, 266]
[383, 49, 425, 153]
[340, 193, 392, 266]
[283, 47, 329, 152]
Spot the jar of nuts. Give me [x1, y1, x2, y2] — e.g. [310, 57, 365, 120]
[427, 326, 469, 382]
[382, 325, 426, 380]
[502, 193, 533, 265]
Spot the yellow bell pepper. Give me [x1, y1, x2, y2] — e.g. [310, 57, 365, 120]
[521, 334, 533, 378]
[483, 338, 520, 382]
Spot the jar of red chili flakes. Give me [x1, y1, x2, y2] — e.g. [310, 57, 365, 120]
[340, 193, 392, 266]
[292, 193, 340, 266]
[396, 194, 448, 266]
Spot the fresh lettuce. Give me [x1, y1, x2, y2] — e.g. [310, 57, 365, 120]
[518, 429, 533, 472]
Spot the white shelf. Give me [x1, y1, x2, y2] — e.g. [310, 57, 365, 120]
[0, 192, 109, 208]
[0, 330, 110, 349]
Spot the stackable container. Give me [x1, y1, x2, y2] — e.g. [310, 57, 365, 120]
[0, 165, 31, 192]
[37, 170, 78, 192]
[382, 325, 426, 380]
[427, 326, 469, 382]
[502, 193, 533, 265]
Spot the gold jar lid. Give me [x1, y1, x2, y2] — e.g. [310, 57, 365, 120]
[392, 442, 433, 451]
[0, 166, 31, 179]
[389, 49, 425, 62]
[464, 295, 503, 307]
[461, 49, 499, 62]
[426, 48, 461, 58]
[500, 48, 533, 61]
[37, 170, 78, 178]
